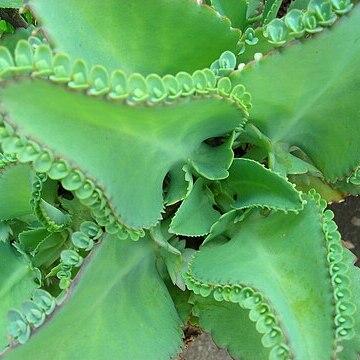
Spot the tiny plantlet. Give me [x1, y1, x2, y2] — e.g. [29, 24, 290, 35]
[0, 0, 359, 359]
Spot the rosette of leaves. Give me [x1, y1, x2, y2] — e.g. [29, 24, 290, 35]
[0, 0, 359, 359]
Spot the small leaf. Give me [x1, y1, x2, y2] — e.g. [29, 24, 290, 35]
[170, 178, 221, 237]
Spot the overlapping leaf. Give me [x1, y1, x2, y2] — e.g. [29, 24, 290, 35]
[28, 0, 241, 75]
[0, 75, 247, 230]
[232, 4, 360, 182]
[170, 158, 303, 237]
[4, 236, 182, 360]
[0, 242, 39, 351]
[186, 193, 360, 359]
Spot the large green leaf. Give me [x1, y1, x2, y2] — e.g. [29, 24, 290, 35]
[5, 235, 182, 360]
[0, 242, 39, 351]
[0, 81, 244, 231]
[232, 5, 360, 182]
[186, 192, 359, 359]
[0, 46, 248, 228]
[28, 0, 240, 75]
[0, 162, 33, 221]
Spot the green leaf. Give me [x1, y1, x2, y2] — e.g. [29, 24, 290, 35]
[32, 232, 66, 268]
[262, 0, 283, 25]
[211, 0, 249, 30]
[0, 162, 33, 221]
[186, 193, 359, 358]
[170, 178, 221, 237]
[0, 76, 247, 230]
[0, 0, 22, 8]
[215, 158, 304, 212]
[339, 252, 360, 359]
[0, 242, 39, 351]
[19, 228, 50, 252]
[5, 236, 182, 359]
[168, 285, 193, 324]
[192, 295, 270, 359]
[0, 221, 12, 242]
[232, 5, 360, 181]
[28, 0, 240, 75]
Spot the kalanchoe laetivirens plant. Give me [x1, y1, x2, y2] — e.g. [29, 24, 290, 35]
[0, 0, 359, 359]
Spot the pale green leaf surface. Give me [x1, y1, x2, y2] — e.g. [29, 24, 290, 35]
[188, 195, 346, 359]
[0, 0, 22, 8]
[0, 163, 33, 221]
[5, 235, 182, 360]
[0, 79, 244, 229]
[29, 0, 241, 75]
[232, 5, 360, 181]
[0, 242, 38, 351]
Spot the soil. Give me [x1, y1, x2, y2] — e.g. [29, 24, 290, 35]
[182, 196, 360, 359]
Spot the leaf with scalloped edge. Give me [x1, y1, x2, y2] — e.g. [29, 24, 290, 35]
[0, 48, 249, 232]
[170, 158, 303, 237]
[4, 235, 182, 360]
[214, 158, 304, 212]
[0, 242, 39, 351]
[0, 162, 33, 221]
[191, 294, 270, 359]
[231, 4, 360, 182]
[170, 178, 221, 237]
[339, 250, 360, 359]
[185, 192, 359, 359]
[27, 0, 241, 76]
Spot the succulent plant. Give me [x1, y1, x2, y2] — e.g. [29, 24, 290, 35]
[0, 0, 359, 359]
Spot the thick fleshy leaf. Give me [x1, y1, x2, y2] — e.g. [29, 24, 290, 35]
[0, 242, 39, 351]
[0, 73, 247, 231]
[170, 178, 221, 237]
[5, 235, 182, 359]
[186, 193, 359, 359]
[28, 0, 241, 75]
[232, 5, 360, 182]
[192, 295, 270, 359]
[215, 158, 304, 212]
[0, 163, 33, 221]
